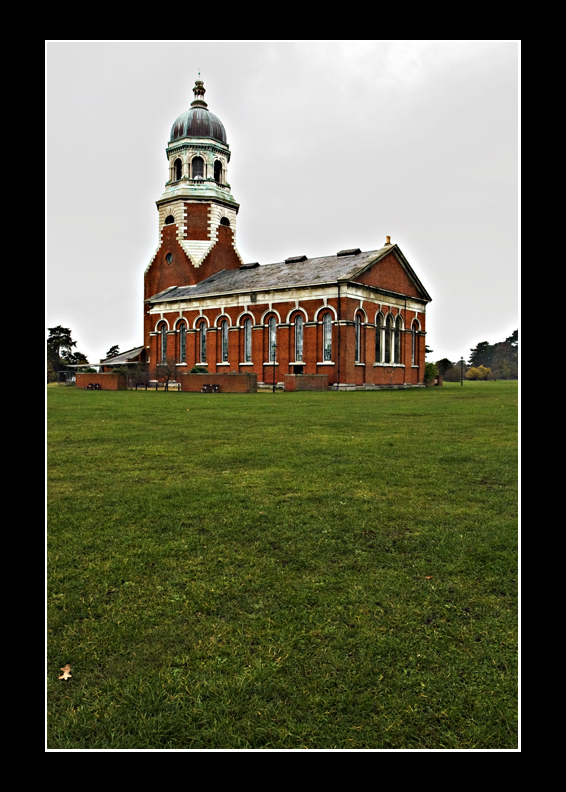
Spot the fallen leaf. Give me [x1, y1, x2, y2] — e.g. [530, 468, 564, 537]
[425, 576, 433, 580]
[59, 663, 72, 680]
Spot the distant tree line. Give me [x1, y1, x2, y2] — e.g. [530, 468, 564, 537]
[438, 330, 518, 381]
[47, 326, 95, 382]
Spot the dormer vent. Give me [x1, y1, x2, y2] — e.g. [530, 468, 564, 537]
[337, 248, 361, 256]
[239, 262, 260, 270]
[285, 255, 307, 263]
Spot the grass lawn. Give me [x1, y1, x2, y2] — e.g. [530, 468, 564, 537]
[47, 381, 518, 749]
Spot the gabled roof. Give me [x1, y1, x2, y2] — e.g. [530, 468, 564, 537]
[99, 346, 145, 366]
[146, 244, 431, 305]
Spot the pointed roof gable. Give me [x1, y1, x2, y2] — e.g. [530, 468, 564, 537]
[354, 245, 432, 302]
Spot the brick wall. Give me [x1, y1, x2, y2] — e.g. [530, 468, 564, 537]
[179, 373, 257, 393]
[284, 374, 329, 391]
[145, 302, 427, 387]
[75, 373, 127, 390]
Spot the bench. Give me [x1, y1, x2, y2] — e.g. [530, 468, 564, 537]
[201, 384, 220, 393]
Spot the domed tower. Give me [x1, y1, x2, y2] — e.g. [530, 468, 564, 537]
[144, 78, 244, 332]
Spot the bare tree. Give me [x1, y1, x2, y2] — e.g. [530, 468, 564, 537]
[155, 358, 178, 391]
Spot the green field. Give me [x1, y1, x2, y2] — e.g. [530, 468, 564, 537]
[47, 381, 518, 749]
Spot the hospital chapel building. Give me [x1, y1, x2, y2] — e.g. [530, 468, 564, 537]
[142, 79, 432, 388]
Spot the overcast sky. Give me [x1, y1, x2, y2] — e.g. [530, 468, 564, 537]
[46, 41, 519, 365]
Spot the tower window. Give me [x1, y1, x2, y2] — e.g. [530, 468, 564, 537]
[159, 323, 167, 363]
[221, 319, 229, 362]
[192, 156, 204, 179]
[375, 312, 384, 363]
[199, 320, 207, 363]
[244, 318, 252, 363]
[394, 315, 403, 364]
[323, 313, 332, 361]
[295, 315, 303, 362]
[220, 217, 230, 226]
[385, 315, 393, 363]
[174, 158, 182, 181]
[412, 320, 419, 366]
[355, 313, 362, 363]
[179, 322, 187, 363]
[268, 317, 277, 362]
[214, 160, 222, 183]
[165, 252, 173, 264]
[165, 215, 175, 225]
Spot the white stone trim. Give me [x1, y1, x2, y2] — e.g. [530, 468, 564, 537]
[154, 317, 170, 331]
[286, 306, 309, 322]
[172, 316, 189, 330]
[314, 304, 338, 321]
[178, 240, 215, 269]
[260, 307, 282, 323]
[192, 314, 210, 329]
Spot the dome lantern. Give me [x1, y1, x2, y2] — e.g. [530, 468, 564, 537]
[190, 78, 207, 108]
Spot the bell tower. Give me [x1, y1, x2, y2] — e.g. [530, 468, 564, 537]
[144, 77, 244, 339]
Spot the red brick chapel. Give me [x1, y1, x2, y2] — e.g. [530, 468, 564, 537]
[141, 78, 431, 389]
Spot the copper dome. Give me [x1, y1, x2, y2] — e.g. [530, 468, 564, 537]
[169, 107, 227, 144]
[169, 78, 227, 144]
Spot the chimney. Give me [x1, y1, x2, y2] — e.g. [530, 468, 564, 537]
[385, 236, 391, 246]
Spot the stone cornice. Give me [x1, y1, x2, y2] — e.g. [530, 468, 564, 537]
[166, 140, 231, 162]
[155, 193, 239, 212]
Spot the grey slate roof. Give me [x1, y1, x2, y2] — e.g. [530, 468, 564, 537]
[146, 244, 431, 305]
[99, 346, 145, 366]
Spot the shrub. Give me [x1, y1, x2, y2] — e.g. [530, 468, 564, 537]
[424, 361, 439, 383]
[466, 365, 491, 380]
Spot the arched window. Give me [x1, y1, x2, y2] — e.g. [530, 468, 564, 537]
[192, 156, 204, 179]
[375, 312, 384, 363]
[385, 315, 393, 363]
[221, 319, 229, 363]
[179, 322, 187, 363]
[220, 217, 230, 226]
[165, 215, 175, 225]
[412, 320, 419, 366]
[174, 158, 182, 181]
[268, 316, 277, 362]
[394, 315, 403, 364]
[323, 313, 332, 361]
[214, 160, 222, 183]
[199, 320, 207, 363]
[355, 313, 363, 363]
[159, 323, 167, 363]
[295, 315, 304, 362]
[244, 318, 252, 362]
